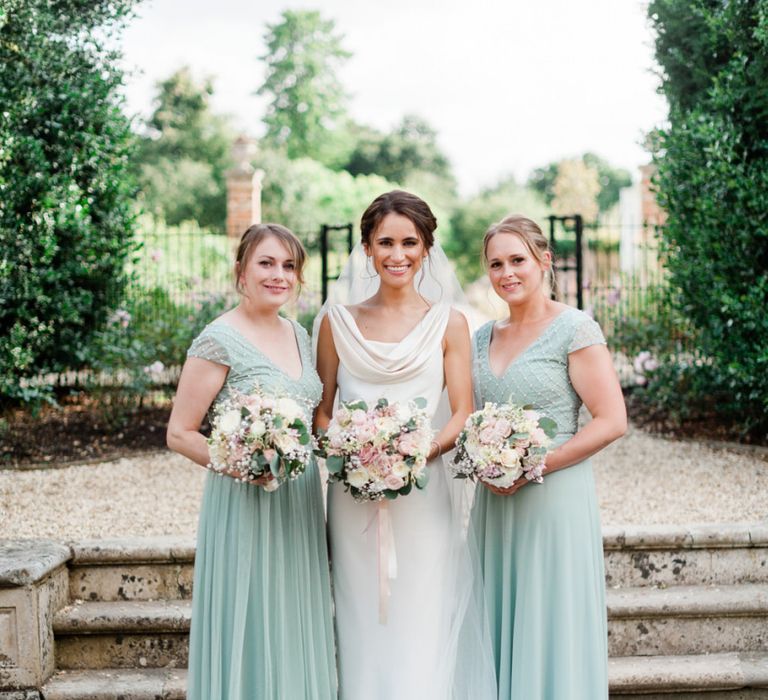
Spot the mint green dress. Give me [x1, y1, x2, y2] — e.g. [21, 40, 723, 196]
[186, 320, 337, 700]
[470, 307, 608, 699]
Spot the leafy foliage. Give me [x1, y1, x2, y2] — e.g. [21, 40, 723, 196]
[0, 0, 140, 404]
[257, 10, 351, 165]
[445, 178, 549, 284]
[345, 115, 456, 193]
[528, 152, 631, 214]
[646, 0, 768, 440]
[135, 67, 234, 229]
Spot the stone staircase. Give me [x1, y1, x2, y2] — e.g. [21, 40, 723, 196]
[3, 522, 766, 698]
[605, 522, 768, 698]
[41, 539, 194, 699]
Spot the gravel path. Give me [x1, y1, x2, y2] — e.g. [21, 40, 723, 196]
[2, 426, 767, 540]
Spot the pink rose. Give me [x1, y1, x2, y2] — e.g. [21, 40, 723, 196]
[479, 426, 497, 445]
[358, 444, 378, 465]
[397, 432, 420, 456]
[356, 424, 377, 443]
[495, 418, 512, 438]
[384, 474, 405, 490]
[530, 427, 547, 445]
[351, 409, 368, 426]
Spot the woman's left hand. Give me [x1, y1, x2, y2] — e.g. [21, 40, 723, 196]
[484, 476, 529, 496]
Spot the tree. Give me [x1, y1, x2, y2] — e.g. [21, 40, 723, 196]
[647, 0, 768, 439]
[0, 0, 139, 403]
[551, 159, 601, 223]
[136, 67, 234, 228]
[345, 115, 456, 191]
[445, 178, 549, 284]
[257, 10, 351, 165]
[527, 153, 631, 214]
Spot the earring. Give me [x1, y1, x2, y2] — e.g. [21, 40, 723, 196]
[364, 256, 379, 279]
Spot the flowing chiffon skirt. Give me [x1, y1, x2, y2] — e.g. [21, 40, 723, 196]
[470, 456, 608, 700]
[187, 464, 337, 700]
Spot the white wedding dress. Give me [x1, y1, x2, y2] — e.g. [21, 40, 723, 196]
[325, 302, 496, 700]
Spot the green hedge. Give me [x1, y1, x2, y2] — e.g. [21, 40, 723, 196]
[0, 0, 139, 404]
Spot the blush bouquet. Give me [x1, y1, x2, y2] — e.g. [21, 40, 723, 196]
[318, 397, 433, 502]
[452, 402, 557, 488]
[207, 386, 314, 491]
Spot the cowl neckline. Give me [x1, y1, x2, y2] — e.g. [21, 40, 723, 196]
[328, 303, 451, 383]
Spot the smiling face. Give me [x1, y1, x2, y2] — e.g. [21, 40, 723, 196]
[485, 232, 551, 306]
[364, 212, 427, 289]
[237, 234, 297, 309]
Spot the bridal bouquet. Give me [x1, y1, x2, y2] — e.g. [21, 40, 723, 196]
[452, 402, 557, 488]
[318, 397, 433, 502]
[207, 386, 314, 491]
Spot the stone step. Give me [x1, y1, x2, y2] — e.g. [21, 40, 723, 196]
[604, 523, 768, 588]
[67, 538, 195, 602]
[52, 600, 190, 670]
[608, 651, 768, 696]
[607, 584, 768, 657]
[41, 668, 186, 700]
[59, 525, 767, 605]
[38, 653, 768, 698]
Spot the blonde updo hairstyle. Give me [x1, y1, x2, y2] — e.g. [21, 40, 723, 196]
[482, 214, 555, 294]
[234, 223, 307, 294]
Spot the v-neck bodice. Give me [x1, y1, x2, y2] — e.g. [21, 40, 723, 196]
[472, 307, 606, 438]
[187, 318, 322, 422]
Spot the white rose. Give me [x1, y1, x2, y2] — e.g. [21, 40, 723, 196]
[499, 448, 520, 469]
[249, 419, 267, 437]
[487, 468, 521, 489]
[377, 417, 399, 435]
[218, 409, 242, 435]
[276, 397, 303, 423]
[263, 479, 280, 492]
[274, 433, 299, 454]
[347, 469, 370, 488]
[392, 461, 410, 478]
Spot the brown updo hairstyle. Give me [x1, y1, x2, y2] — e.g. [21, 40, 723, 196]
[360, 190, 437, 250]
[482, 215, 555, 290]
[234, 223, 307, 294]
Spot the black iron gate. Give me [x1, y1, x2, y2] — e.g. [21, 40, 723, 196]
[547, 214, 584, 309]
[319, 223, 354, 302]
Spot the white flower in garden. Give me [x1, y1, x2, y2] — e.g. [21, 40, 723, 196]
[218, 409, 242, 435]
[143, 361, 165, 377]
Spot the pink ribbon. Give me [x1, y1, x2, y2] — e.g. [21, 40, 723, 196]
[365, 500, 398, 624]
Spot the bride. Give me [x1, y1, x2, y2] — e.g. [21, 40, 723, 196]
[314, 190, 495, 699]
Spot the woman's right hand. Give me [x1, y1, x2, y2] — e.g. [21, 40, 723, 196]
[483, 476, 529, 497]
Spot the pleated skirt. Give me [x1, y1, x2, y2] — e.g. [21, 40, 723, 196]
[187, 463, 338, 700]
[470, 459, 608, 700]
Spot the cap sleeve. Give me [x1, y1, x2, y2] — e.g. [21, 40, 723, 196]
[187, 326, 231, 366]
[568, 315, 606, 354]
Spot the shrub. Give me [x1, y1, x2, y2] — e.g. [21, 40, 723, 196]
[647, 0, 768, 440]
[0, 0, 139, 405]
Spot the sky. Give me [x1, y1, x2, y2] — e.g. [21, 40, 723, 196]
[120, 0, 668, 196]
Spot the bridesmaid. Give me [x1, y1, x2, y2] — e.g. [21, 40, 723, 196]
[167, 224, 337, 699]
[469, 215, 626, 699]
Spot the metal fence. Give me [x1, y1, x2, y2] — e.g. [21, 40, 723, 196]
[85, 220, 684, 391]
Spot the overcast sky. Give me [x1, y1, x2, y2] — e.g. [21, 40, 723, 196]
[120, 0, 667, 195]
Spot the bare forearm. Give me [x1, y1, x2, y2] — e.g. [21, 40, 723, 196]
[431, 411, 469, 458]
[545, 416, 625, 473]
[167, 429, 211, 468]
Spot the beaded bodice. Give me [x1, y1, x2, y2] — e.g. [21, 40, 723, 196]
[187, 319, 323, 422]
[472, 307, 605, 438]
